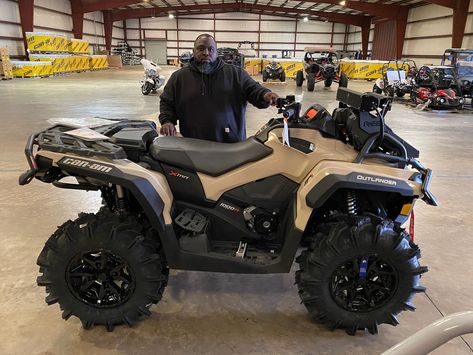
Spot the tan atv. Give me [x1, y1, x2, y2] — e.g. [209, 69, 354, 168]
[20, 88, 437, 335]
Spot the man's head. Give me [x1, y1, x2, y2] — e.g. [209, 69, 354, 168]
[193, 34, 217, 65]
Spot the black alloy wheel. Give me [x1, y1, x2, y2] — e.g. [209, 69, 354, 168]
[67, 249, 135, 308]
[330, 255, 397, 312]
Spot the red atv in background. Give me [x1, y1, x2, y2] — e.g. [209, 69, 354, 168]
[295, 47, 348, 91]
[410, 65, 465, 110]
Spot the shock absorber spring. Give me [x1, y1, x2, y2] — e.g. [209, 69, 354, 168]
[347, 190, 358, 215]
[116, 185, 126, 215]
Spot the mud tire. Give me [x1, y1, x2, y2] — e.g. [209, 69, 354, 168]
[37, 212, 168, 331]
[296, 215, 426, 335]
[295, 70, 304, 87]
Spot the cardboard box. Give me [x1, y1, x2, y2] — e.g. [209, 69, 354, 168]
[107, 54, 122, 68]
[0, 62, 13, 76]
[0, 47, 10, 63]
[245, 66, 260, 76]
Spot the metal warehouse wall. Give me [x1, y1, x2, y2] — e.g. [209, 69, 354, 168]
[344, 24, 374, 54]
[402, 2, 473, 66]
[0, 0, 124, 58]
[124, 12, 347, 60]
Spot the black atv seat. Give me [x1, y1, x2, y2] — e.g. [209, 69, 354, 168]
[150, 136, 273, 176]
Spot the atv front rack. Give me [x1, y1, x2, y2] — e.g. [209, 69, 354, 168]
[19, 119, 158, 186]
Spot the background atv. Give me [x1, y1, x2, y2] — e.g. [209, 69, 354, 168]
[442, 48, 473, 105]
[262, 61, 286, 82]
[20, 88, 436, 335]
[295, 47, 348, 91]
[217, 47, 243, 67]
[411, 65, 465, 109]
[373, 60, 417, 98]
[179, 51, 192, 67]
[237, 41, 257, 58]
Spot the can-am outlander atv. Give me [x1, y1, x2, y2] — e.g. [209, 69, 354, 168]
[20, 88, 437, 335]
[262, 61, 286, 82]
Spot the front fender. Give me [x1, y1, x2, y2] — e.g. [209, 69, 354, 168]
[295, 161, 421, 231]
[37, 151, 174, 230]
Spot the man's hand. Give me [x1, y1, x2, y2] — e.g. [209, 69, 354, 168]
[263, 91, 279, 106]
[160, 122, 177, 136]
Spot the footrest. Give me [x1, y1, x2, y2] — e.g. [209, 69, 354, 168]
[175, 209, 207, 233]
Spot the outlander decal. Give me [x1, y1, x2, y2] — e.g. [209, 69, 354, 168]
[61, 158, 113, 173]
[356, 174, 397, 186]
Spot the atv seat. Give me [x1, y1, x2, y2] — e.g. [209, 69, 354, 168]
[150, 136, 273, 176]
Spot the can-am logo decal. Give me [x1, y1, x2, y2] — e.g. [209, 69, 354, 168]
[356, 175, 397, 186]
[169, 170, 189, 180]
[219, 203, 240, 213]
[62, 158, 112, 173]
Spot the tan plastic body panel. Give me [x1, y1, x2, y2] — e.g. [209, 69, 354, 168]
[198, 128, 357, 201]
[38, 151, 174, 224]
[295, 161, 422, 230]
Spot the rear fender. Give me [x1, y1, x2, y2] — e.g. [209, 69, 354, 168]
[37, 151, 173, 229]
[295, 161, 422, 230]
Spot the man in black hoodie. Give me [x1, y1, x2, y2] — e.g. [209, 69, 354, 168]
[159, 34, 279, 143]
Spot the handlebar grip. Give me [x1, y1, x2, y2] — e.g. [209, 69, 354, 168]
[283, 109, 295, 119]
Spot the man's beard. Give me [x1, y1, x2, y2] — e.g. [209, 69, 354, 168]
[199, 61, 213, 74]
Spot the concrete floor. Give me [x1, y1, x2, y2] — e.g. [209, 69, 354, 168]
[0, 66, 472, 355]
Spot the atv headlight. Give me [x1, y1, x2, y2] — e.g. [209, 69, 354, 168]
[440, 98, 446, 103]
[459, 98, 464, 104]
[148, 69, 157, 76]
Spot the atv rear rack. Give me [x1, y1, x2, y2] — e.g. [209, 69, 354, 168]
[354, 132, 438, 207]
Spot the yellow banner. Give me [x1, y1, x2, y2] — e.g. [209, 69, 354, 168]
[340, 60, 410, 79]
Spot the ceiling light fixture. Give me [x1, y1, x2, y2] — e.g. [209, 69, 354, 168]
[168, 13, 174, 19]
[303, 17, 309, 22]
[339, 1, 346, 5]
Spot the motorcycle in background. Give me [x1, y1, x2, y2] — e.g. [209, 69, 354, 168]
[140, 59, 165, 95]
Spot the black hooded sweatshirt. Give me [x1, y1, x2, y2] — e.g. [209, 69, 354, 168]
[159, 57, 271, 143]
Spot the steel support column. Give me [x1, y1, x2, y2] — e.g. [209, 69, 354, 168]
[452, 0, 469, 48]
[70, 0, 84, 39]
[361, 24, 370, 59]
[396, 18, 407, 59]
[103, 10, 113, 52]
[18, 0, 34, 57]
